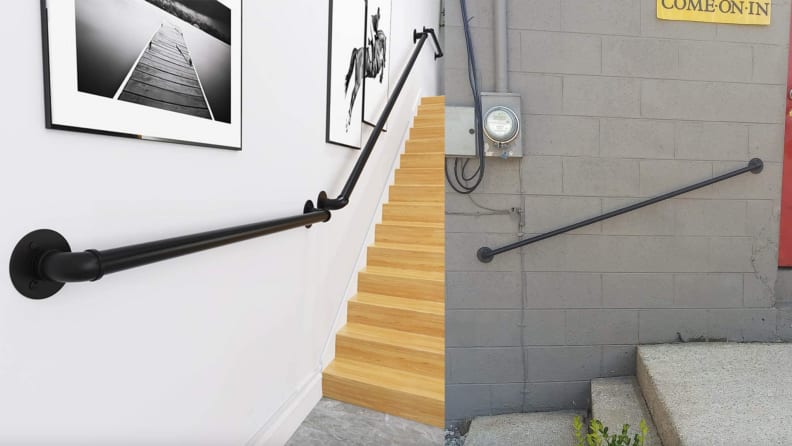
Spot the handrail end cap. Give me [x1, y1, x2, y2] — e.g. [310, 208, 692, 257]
[749, 158, 764, 174]
[477, 247, 494, 263]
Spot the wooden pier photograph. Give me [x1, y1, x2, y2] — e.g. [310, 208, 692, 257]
[74, 0, 232, 123]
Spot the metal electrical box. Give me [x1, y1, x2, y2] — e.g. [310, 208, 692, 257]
[445, 106, 476, 156]
[445, 93, 523, 158]
[480, 92, 523, 158]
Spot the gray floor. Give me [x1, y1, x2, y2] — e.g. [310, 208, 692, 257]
[286, 398, 444, 445]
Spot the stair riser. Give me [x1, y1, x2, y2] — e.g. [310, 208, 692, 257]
[405, 140, 443, 154]
[358, 272, 444, 301]
[399, 155, 444, 169]
[375, 225, 444, 246]
[389, 186, 444, 203]
[335, 336, 444, 377]
[323, 374, 444, 428]
[395, 169, 445, 185]
[367, 246, 444, 272]
[383, 205, 443, 223]
[637, 354, 678, 446]
[347, 301, 444, 337]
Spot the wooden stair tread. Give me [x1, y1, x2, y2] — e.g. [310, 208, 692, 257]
[420, 96, 445, 104]
[363, 265, 444, 281]
[324, 358, 443, 401]
[401, 153, 443, 157]
[398, 167, 444, 171]
[352, 292, 444, 315]
[339, 323, 443, 355]
[372, 242, 444, 253]
[378, 220, 444, 229]
[385, 201, 443, 208]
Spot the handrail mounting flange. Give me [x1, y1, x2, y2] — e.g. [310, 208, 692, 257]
[9, 229, 70, 299]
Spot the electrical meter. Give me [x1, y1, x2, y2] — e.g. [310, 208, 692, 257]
[483, 106, 520, 146]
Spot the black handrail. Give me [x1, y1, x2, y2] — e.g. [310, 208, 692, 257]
[477, 158, 764, 263]
[318, 27, 441, 211]
[9, 28, 443, 299]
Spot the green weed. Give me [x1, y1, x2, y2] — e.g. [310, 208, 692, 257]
[573, 416, 648, 446]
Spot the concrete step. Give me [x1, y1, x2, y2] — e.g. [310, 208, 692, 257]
[464, 412, 584, 446]
[591, 377, 661, 446]
[637, 343, 792, 446]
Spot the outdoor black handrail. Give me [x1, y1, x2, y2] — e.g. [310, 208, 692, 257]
[9, 28, 443, 299]
[477, 158, 765, 263]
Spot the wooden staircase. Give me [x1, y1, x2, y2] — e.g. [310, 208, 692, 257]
[323, 96, 445, 428]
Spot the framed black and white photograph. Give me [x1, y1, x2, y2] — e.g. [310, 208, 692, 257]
[42, 0, 242, 150]
[362, 0, 391, 128]
[326, 0, 366, 149]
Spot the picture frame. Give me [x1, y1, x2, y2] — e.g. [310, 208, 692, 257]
[326, 0, 367, 149]
[41, 0, 242, 150]
[362, 0, 392, 129]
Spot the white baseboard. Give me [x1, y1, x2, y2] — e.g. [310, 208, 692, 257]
[245, 372, 322, 446]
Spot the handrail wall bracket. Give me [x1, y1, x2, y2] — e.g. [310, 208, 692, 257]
[10, 229, 71, 299]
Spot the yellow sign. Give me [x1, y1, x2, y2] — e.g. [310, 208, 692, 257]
[657, 0, 771, 25]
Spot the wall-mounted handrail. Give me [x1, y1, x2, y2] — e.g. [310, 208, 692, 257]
[9, 28, 443, 300]
[477, 158, 764, 263]
[318, 28, 441, 211]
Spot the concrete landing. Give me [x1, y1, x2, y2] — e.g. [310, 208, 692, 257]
[591, 377, 661, 446]
[638, 343, 792, 446]
[464, 412, 583, 446]
[286, 398, 443, 445]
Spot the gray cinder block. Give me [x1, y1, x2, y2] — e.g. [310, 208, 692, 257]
[446, 310, 523, 347]
[600, 118, 675, 159]
[562, 76, 642, 118]
[565, 310, 639, 345]
[602, 37, 677, 78]
[446, 271, 523, 310]
[602, 273, 675, 308]
[447, 347, 524, 384]
[519, 30, 601, 74]
[561, 0, 640, 36]
[562, 157, 640, 197]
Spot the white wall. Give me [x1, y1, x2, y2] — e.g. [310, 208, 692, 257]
[0, 1, 440, 444]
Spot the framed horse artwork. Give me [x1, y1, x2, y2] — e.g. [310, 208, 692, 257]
[326, 0, 367, 149]
[362, 0, 391, 129]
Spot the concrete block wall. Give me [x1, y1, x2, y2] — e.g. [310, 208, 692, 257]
[444, 0, 790, 425]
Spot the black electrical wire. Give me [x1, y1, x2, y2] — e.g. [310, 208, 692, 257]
[445, 0, 485, 194]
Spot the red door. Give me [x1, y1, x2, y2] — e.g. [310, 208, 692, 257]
[780, 14, 792, 266]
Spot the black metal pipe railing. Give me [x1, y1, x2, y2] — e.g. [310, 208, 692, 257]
[477, 158, 764, 263]
[319, 27, 441, 210]
[10, 28, 442, 300]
